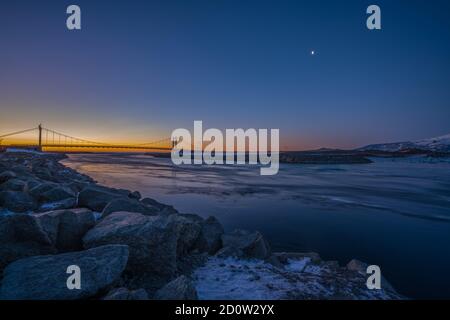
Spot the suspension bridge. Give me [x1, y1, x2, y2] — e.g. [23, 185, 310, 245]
[0, 125, 176, 152]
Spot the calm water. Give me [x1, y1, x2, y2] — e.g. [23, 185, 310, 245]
[63, 153, 450, 299]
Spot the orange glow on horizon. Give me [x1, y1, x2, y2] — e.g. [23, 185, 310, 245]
[1, 124, 333, 153]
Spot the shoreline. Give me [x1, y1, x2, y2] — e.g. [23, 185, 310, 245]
[0, 151, 403, 300]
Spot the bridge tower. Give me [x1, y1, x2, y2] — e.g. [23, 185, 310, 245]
[38, 124, 42, 151]
[172, 137, 178, 149]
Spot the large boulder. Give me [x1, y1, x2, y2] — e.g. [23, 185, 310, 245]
[29, 182, 58, 199]
[103, 287, 148, 300]
[219, 229, 271, 260]
[0, 191, 37, 213]
[346, 259, 368, 274]
[0, 245, 129, 300]
[77, 186, 126, 212]
[65, 181, 90, 193]
[39, 185, 76, 203]
[153, 276, 198, 300]
[0, 178, 27, 192]
[25, 179, 42, 191]
[32, 166, 54, 181]
[129, 191, 141, 200]
[0, 171, 17, 183]
[170, 215, 202, 256]
[11, 165, 31, 175]
[194, 216, 224, 254]
[34, 209, 96, 251]
[0, 214, 55, 272]
[83, 212, 179, 288]
[101, 198, 159, 218]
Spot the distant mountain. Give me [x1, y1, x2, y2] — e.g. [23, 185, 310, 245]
[359, 133, 450, 152]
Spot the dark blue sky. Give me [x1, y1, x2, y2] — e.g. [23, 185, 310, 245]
[1, 0, 449, 149]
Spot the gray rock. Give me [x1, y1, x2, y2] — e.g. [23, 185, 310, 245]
[346, 259, 367, 274]
[65, 181, 89, 193]
[37, 198, 77, 212]
[153, 276, 198, 300]
[195, 216, 224, 254]
[39, 185, 76, 203]
[103, 287, 148, 300]
[221, 229, 271, 259]
[91, 185, 132, 197]
[176, 252, 209, 276]
[83, 212, 179, 287]
[0, 214, 55, 272]
[78, 186, 126, 212]
[141, 197, 178, 215]
[11, 165, 31, 175]
[0, 178, 27, 192]
[215, 246, 244, 258]
[265, 254, 285, 268]
[129, 191, 141, 200]
[0, 171, 17, 183]
[32, 166, 53, 181]
[0, 191, 37, 213]
[29, 182, 57, 199]
[0, 214, 52, 244]
[34, 209, 96, 252]
[25, 179, 42, 191]
[0, 245, 129, 300]
[179, 213, 204, 223]
[170, 215, 202, 256]
[101, 198, 159, 218]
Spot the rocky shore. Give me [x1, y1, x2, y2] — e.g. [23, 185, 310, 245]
[0, 151, 403, 300]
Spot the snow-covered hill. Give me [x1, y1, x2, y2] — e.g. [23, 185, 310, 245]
[359, 133, 450, 152]
[415, 134, 450, 151]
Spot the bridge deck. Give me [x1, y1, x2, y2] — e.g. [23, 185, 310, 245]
[1, 144, 172, 150]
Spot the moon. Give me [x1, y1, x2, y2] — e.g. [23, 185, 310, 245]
[311, 50, 315, 56]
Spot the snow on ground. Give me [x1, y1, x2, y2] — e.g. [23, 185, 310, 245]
[285, 257, 311, 272]
[193, 257, 336, 300]
[194, 257, 297, 300]
[193, 256, 402, 300]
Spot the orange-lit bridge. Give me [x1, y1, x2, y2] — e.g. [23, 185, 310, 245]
[0, 125, 175, 152]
